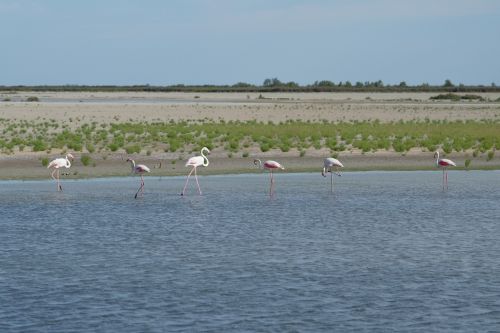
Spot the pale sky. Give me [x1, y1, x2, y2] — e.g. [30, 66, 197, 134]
[1, 0, 499, 86]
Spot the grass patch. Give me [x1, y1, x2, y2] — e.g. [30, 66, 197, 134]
[81, 154, 91, 166]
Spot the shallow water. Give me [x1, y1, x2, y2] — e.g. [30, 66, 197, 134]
[1, 171, 500, 332]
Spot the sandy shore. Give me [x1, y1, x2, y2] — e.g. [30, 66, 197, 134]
[0, 92, 499, 179]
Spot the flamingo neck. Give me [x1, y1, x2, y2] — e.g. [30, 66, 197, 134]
[201, 148, 209, 167]
[65, 156, 72, 168]
[129, 160, 136, 172]
[435, 151, 440, 165]
[254, 159, 263, 169]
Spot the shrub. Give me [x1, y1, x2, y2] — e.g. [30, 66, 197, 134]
[465, 159, 471, 169]
[125, 145, 141, 154]
[26, 96, 39, 102]
[242, 152, 249, 158]
[41, 157, 49, 167]
[81, 154, 91, 166]
[32, 139, 47, 152]
[487, 150, 495, 161]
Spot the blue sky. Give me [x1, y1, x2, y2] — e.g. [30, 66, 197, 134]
[1, 0, 499, 85]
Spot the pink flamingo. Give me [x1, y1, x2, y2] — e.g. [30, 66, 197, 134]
[254, 159, 285, 197]
[434, 151, 456, 190]
[47, 153, 74, 191]
[181, 147, 210, 196]
[322, 157, 344, 192]
[127, 159, 151, 198]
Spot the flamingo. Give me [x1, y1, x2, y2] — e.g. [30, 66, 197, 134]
[127, 159, 151, 198]
[181, 147, 210, 196]
[47, 153, 74, 191]
[322, 157, 344, 192]
[434, 151, 456, 190]
[254, 159, 285, 197]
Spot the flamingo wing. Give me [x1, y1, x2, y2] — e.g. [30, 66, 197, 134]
[136, 164, 151, 173]
[186, 155, 204, 167]
[325, 158, 344, 168]
[265, 160, 284, 170]
[439, 158, 456, 167]
[47, 158, 67, 169]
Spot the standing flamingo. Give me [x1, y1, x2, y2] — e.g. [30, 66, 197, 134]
[254, 159, 285, 197]
[434, 151, 456, 190]
[322, 157, 344, 192]
[181, 147, 210, 196]
[127, 159, 151, 198]
[47, 153, 74, 191]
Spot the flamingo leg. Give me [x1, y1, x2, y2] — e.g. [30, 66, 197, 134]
[141, 175, 145, 195]
[445, 169, 448, 190]
[331, 169, 333, 193]
[442, 169, 445, 191]
[50, 169, 58, 191]
[194, 166, 202, 195]
[57, 169, 62, 191]
[269, 171, 275, 197]
[134, 175, 145, 199]
[181, 167, 195, 196]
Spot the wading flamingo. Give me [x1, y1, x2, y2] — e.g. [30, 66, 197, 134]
[322, 157, 344, 192]
[127, 159, 151, 198]
[254, 159, 285, 197]
[47, 153, 74, 191]
[181, 147, 210, 196]
[434, 151, 456, 190]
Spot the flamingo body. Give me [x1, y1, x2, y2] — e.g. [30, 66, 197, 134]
[47, 153, 74, 191]
[185, 155, 205, 168]
[181, 147, 210, 195]
[263, 160, 285, 170]
[254, 159, 284, 197]
[438, 159, 456, 167]
[127, 159, 150, 198]
[322, 157, 344, 192]
[434, 152, 456, 190]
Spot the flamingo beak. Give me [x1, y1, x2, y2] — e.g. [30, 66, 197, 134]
[322, 168, 326, 177]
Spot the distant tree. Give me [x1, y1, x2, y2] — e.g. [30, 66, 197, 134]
[443, 79, 454, 87]
[344, 81, 352, 87]
[355, 81, 364, 88]
[316, 80, 335, 87]
[399, 81, 407, 87]
[232, 82, 253, 88]
[492, 82, 496, 87]
[285, 81, 299, 88]
[263, 78, 282, 87]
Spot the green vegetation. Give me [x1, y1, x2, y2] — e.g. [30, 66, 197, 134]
[430, 93, 485, 101]
[487, 150, 495, 161]
[41, 157, 49, 167]
[80, 154, 91, 166]
[26, 96, 39, 102]
[0, 78, 499, 93]
[0, 119, 499, 157]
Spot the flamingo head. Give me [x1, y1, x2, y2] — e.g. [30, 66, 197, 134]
[433, 152, 438, 159]
[321, 167, 326, 177]
[66, 153, 74, 160]
[126, 158, 131, 162]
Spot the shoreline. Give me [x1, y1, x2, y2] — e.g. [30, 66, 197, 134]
[1, 152, 498, 180]
[1, 91, 499, 180]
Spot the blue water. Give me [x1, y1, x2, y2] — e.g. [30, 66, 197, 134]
[1, 171, 500, 332]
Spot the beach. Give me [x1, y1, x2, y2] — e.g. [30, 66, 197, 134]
[0, 91, 499, 179]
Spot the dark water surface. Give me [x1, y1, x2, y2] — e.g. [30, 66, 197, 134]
[1, 171, 500, 332]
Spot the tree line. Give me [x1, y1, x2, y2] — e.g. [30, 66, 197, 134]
[1, 79, 498, 93]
